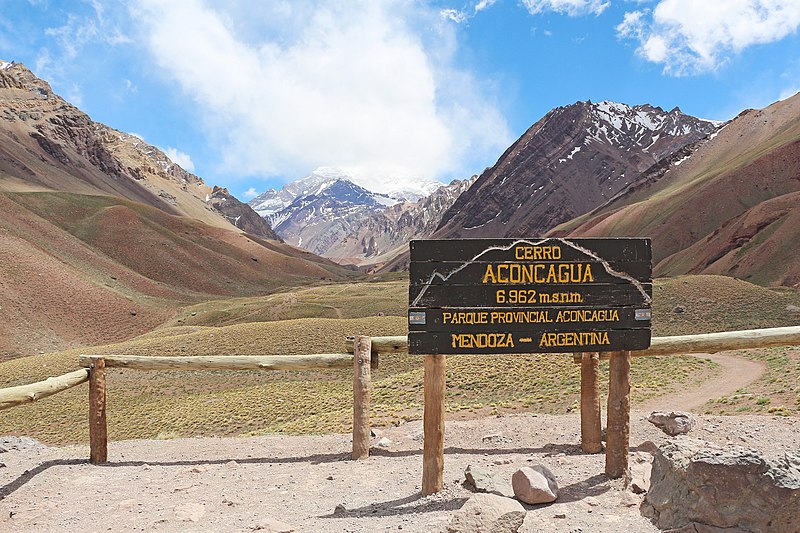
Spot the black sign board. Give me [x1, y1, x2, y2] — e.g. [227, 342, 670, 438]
[408, 238, 652, 354]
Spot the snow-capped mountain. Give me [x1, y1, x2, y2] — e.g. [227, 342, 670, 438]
[249, 167, 351, 219]
[386, 180, 443, 202]
[247, 168, 467, 265]
[433, 99, 720, 240]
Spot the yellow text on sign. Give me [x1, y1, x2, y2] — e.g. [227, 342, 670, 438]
[495, 289, 584, 304]
[514, 245, 562, 260]
[482, 263, 595, 284]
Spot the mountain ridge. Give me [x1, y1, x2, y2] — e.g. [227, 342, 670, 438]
[551, 92, 800, 287]
[0, 60, 278, 240]
[432, 100, 720, 240]
[248, 168, 465, 267]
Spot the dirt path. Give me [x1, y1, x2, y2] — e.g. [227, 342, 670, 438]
[637, 352, 767, 413]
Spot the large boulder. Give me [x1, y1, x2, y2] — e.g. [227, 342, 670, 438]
[446, 493, 526, 533]
[511, 465, 558, 505]
[645, 437, 800, 532]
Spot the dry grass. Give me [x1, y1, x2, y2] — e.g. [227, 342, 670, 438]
[1, 274, 797, 445]
[703, 346, 800, 416]
[162, 280, 409, 327]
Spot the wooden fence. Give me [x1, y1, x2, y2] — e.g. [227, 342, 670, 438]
[1, 326, 798, 495]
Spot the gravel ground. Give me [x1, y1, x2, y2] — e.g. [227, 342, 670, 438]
[2, 411, 799, 532]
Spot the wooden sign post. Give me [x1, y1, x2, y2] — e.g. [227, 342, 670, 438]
[408, 238, 651, 490]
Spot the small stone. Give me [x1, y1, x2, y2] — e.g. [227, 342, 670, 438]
[647, 411, 697, 436]
[482, 433, 511, 444]
[252, 518, 295, 532]
[326, 475, 334, 481]
[512, 465, 558, 504]
[672, 306, 685, 314]
[786, 304, 800, 313]
[130, 311, 137, 316]
[370, 428, 383, 438]
[554, 513, 566, 519]
[333, 504, 347, 516]
[377, 437, 393, 448]
[191, 312, 197, 316]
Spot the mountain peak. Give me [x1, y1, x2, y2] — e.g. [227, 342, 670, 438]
[434, 99, 720, 239]
[0, 60, 55, 98]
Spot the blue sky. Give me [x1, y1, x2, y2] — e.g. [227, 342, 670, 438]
[1, 1, 799, 199]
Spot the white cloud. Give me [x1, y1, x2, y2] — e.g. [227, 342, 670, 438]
[164, 147, 196, 172]
[242, 187, 259, 199]
[474, 0, 499, 14]
[617, 1, 800, 75]
[522, 0, 610, 16]
[123, 78, 138, 94]
[440, 0, 498, 24]
[441, 8, 469, 23]
[131, 0, 510, 193]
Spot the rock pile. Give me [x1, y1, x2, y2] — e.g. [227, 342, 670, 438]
[452, 463, 561, 532]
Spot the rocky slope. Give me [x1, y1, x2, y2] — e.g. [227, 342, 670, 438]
[0, 60, 277, 239]
[553, 92, 800, 287]
[354, 177, 476, 270]
[433, 100, 720, 240]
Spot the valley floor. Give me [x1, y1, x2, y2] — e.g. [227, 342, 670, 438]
[2, 410, 798, 533]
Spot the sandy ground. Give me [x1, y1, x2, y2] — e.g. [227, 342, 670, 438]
[1, 352, 797, 533]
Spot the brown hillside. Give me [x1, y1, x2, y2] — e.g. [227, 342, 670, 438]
[0, 192, 356, 360]
[657, 191, 800, 287]
[553, 93, 800, 286]
[0, 61, 278, 239]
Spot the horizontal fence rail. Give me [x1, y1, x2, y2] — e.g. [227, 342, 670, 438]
[78, 354, 356, 371]
[0, 369, 89, 411]
[347, 325, 800, 358]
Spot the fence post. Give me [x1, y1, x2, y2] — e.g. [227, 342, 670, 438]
[352, 336, 371, 460]
[422, 354, 446, 495]
[88, 357, 107, 464]
[605, 350, 631, 478]
[580, 352, 602, 453]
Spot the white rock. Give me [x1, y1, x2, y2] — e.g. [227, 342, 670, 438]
[512, 465, 558, 504]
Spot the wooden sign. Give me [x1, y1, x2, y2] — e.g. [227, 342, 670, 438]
[408, 238, 652, 354]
